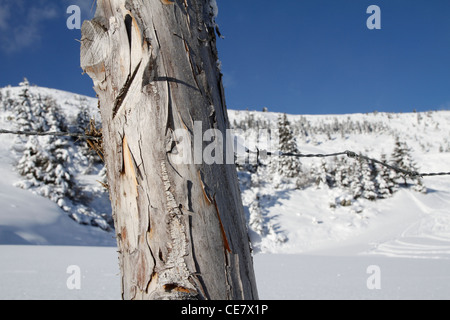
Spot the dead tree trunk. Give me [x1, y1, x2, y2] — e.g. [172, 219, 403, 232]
[80, 0, 258, 300]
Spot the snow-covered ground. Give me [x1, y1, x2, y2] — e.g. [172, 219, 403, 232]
[2, 245, 450, 300]
[251, 182, 450, 258]
[0, 246, 120, 300]
[1, 85, 450, 299]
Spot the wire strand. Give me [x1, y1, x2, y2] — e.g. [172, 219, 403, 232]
[246, 149, 450, 178]
[0, 129, 101, 141]
[1, 128, 449, 177]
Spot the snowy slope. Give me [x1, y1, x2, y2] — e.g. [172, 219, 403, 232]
[0, 163, 115, 247]
[227, 109, 450, 255]
[1, 84, 450, 299]
[0, 83, 114, 245]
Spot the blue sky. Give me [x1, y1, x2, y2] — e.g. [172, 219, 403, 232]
[0, 0, 449, 115]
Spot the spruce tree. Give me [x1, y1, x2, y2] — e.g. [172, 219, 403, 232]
[391, 138, 413, 186]
[277, 113, 302, 178]
[248, 195, 265, 236]
[335, 156, 351, 189]
[312, 159, 333, 189]
[360, 160, 377, 200]
[391, 138, 426, 192]
[14, 88, 75, 209]
[348, 158, 364, 199]
[375, 154, 397, 198]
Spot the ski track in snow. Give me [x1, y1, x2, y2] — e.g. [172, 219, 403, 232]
[368, 189, 450, 259]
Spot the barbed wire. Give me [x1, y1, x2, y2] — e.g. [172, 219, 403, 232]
[0, 128, 449, 178]
[248, 149, 450, 178]
[0, 129, 101, 141]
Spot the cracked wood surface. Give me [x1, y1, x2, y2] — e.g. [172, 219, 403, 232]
[81, 0, 258, 300]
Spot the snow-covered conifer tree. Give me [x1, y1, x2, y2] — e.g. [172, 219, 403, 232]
[360, 160, 377, 200]
[277, 113, 302, 178]
[248, 195, 265, 236]
[334, 156, 349, 189]
[375, 154, 397, 198]
[391, 138, 414, 186]
[13, 88, 75, 210]
[391, 137, 426, 192]
[347, 159, 364, 199]
[311, 159, 333, 189]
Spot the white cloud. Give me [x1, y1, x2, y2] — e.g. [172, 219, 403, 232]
[0, 0, 60, 53]
[0, 0, 98, 53]
[28, 5, 58, 23]
[222, 70, 237, 89]
[0, 6, 11, 30]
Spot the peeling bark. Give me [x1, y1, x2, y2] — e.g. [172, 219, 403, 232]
[81, 0, 258, 300]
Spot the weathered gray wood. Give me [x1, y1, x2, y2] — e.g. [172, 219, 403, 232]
[80, 0, 258, 300]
